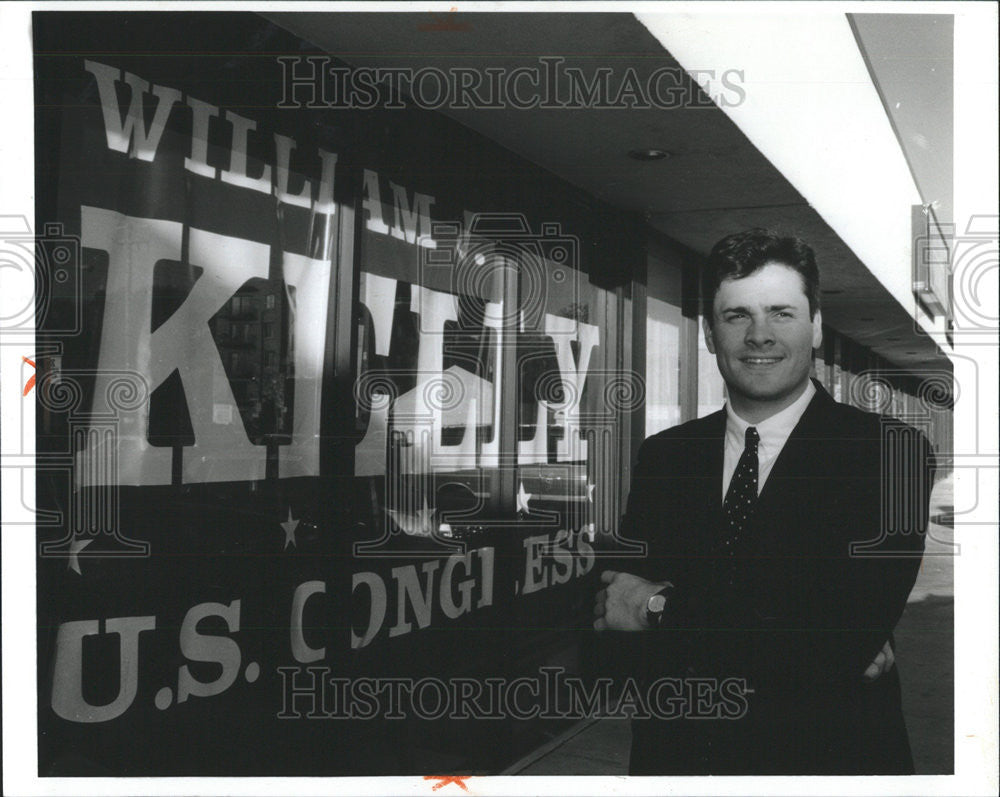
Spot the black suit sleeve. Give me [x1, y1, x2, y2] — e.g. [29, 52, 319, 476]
[617, 436, 672, 582]
[592, 434, 691, 683]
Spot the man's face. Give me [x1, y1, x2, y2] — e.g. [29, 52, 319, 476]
[703, 262, 822, 418]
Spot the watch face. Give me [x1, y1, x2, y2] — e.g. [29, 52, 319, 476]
[647, 594, 667, 614]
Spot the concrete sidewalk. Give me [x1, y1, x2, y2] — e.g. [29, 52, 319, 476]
[505, 717, 631, 775]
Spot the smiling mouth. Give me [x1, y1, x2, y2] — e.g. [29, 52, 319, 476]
[741, 357, 783, 365]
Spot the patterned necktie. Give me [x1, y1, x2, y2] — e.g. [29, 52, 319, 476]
[722, 426, 760, 551]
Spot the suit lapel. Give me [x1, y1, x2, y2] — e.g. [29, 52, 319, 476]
[751, 382, 837, 546]
[688, 411, 726, 548]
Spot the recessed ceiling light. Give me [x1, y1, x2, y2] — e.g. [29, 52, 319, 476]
[628, 148, 672, 161]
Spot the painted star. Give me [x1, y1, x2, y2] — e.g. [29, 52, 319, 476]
[280, 508, 300, 549]
[67, 537, 92, 575]
[517, 482, 532, 514]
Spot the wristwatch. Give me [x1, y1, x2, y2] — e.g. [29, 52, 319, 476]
[644, 584, 674, 628]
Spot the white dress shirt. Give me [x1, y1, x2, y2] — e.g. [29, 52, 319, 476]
[722, 381, 816, 501]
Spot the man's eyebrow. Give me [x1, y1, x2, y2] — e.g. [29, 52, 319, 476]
[719, 304, 799, 314]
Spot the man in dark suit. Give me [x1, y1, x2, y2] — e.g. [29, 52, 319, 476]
[594, 229, 932, 775]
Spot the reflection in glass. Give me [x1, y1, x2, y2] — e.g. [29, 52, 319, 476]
[208, 278, 294, 445]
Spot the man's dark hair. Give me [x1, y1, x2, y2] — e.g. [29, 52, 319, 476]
[701, 228, 821, 324]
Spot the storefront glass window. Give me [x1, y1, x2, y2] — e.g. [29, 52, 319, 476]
[644, 248, 684, 436]
[354, 214, 502, 535]
[516, 238, 620, 536]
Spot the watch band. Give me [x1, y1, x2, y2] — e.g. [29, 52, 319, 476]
[644, 584, 674, 628]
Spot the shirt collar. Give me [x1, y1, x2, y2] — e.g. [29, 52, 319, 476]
[725, 380, 816, 453]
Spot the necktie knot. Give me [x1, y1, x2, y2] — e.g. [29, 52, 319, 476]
[745, 426, 759, 450]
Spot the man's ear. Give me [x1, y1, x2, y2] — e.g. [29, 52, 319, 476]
[702, 316, 716, 354]
[812, 309, 823, 350]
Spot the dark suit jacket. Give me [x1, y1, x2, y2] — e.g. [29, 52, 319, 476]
[622, 382, 933, 775]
